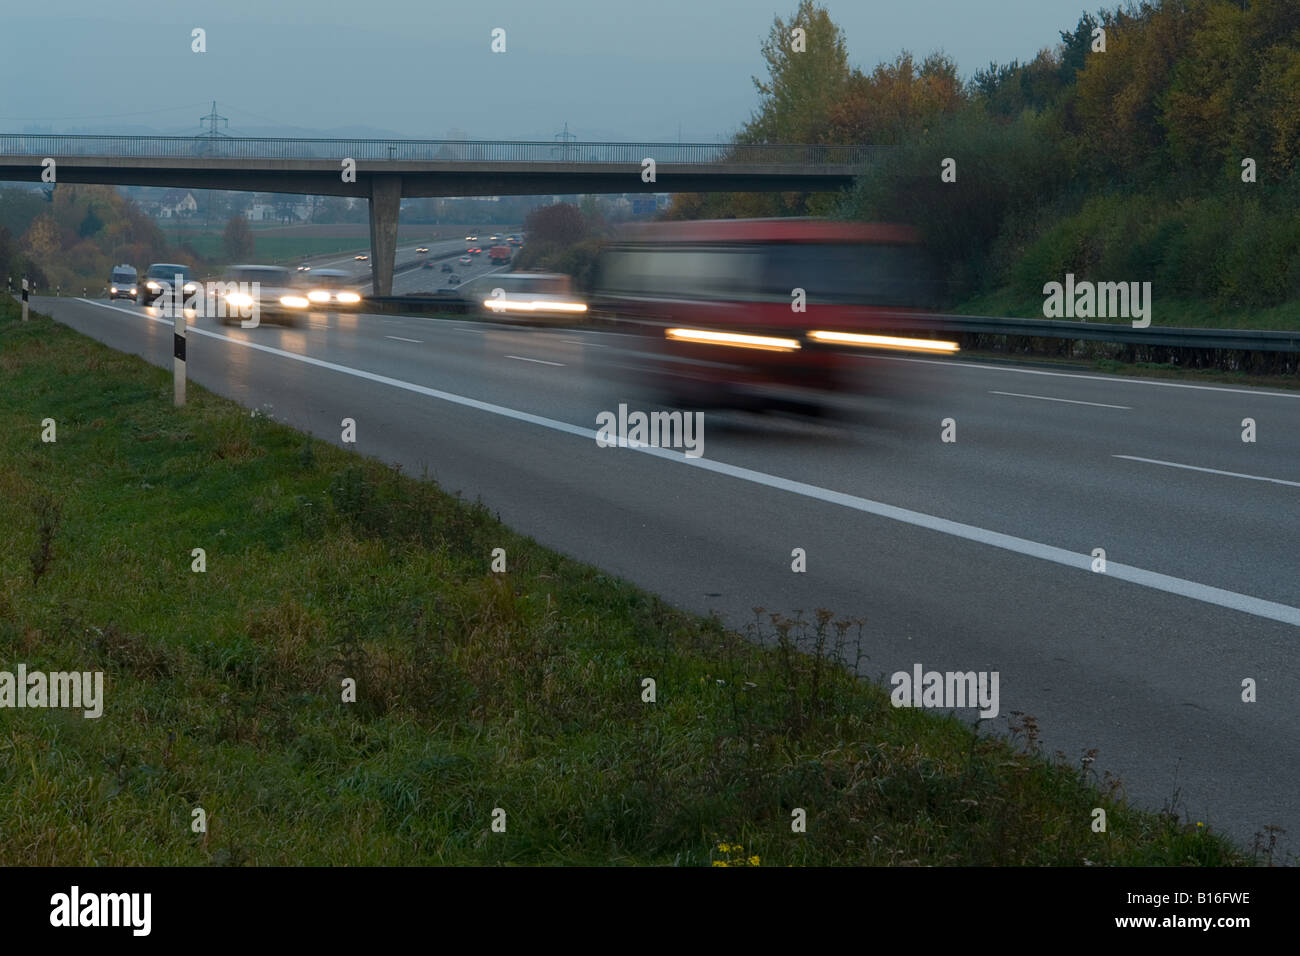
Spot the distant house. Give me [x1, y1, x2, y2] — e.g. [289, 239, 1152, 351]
[247, 200, 312, 223]
[157, 190, 198, 219]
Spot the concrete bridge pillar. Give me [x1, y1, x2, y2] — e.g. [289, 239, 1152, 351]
[367, 176, 402, 296]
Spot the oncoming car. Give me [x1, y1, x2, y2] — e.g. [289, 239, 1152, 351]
[354, 254, 369, 262]
[300, 268, 362, 308]
[137, 263, 197, 305]
[212, 265, 310, 325]
[415, 247, 429, 254]
[464, 272, 587, 321]
[108, 264, 137, 301]
[458, 255, 472, 265]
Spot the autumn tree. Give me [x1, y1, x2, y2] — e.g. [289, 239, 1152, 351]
[223, 214, 254, 261]
[523, 202, 587, 247]
[824, 52, 965, 144]
[740, 0, 851, 145]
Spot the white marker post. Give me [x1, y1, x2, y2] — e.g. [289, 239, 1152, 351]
[21, 275, 29, 321]
[172, 281, 186, 406]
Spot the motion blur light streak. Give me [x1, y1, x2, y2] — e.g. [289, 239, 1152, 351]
[483, 299, 588, 313]
[807, 330, 959, 353]
[666, 328, 802, 352]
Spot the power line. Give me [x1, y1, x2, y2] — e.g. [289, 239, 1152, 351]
[0, 102, 211, 122]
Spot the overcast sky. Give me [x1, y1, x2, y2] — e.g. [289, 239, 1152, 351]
[2, 0, 1102, 140]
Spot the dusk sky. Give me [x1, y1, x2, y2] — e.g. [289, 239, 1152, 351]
[3, 1, 1102, 140]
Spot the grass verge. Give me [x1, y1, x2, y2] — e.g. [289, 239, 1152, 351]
[0, 296, 1268, 865]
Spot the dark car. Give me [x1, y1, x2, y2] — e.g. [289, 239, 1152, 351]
[109, 265, 137, 301]
[441, 262, 454, 272]
[137, 263, 197, 305]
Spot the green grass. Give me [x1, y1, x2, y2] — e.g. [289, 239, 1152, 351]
[0, 297, 1271, 866]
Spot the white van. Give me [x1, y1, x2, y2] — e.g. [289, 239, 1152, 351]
[109, 265, 138, 301]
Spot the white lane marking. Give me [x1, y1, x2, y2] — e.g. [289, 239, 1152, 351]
[1114, 455, 1300, 489]
[385, 335, 423, 344]
[506, 355, 565, 366]
[990, 390, 1130, 409]
[557, 337, 607, 347]
[454, 326, 487, 333]
[874, 353, 1300, 399]
[69, 297, 1300, 628]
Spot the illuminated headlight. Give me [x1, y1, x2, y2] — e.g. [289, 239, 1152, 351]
[280, 295, 310, 309]
[110, 286, 118, 294]
[666, 328, 801, 352]
[225, 292, 254, 308]
[307, 290, 331, 303]
[146, 281, 161, 290]
[183, 283, 197, 293]
[130, 288, 137, 296]
[483, 299, 587, 313]
[806, 330, 960, 353]
[336, 292, 361, 304]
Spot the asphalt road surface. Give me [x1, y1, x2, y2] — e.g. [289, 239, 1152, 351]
[30, 294, 1300, 855]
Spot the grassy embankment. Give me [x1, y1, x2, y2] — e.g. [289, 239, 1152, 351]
[0, 297, 1268, 865]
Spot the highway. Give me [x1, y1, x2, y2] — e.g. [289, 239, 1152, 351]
[290, 233, 516, 295]
[31, 293, 1300, 854]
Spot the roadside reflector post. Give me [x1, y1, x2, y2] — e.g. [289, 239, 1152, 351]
[173, 285, 186, 406]
[21, 275, 29, 321]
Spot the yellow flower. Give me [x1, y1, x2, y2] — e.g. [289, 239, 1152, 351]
[749, 855, 760, 866]
[712, 860, 728, 867]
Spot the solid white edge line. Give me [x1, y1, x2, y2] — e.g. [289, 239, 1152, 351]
[1114, 455, 1300, 489]
[874, 353, 1300, 399]
[505, 355, 565, 366]
[69, 297, 1300, 627]
[990, 390, 1131, 409]
[385, 335, 423, 343]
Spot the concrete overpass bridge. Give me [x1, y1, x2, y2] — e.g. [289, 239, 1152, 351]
[0, 134, 884, 294]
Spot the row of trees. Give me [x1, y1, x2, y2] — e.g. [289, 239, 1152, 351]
[674, 0, 1300, 311]
[0, 184, 187, 293]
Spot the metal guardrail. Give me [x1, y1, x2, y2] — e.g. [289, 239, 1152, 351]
[868, 312, 1300, 353]
[0, 134, 883, 166]
[354, 299, 1300, 358]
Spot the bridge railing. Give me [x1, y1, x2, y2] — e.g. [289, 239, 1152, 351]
[0, 134, 882, 166]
